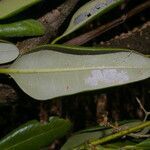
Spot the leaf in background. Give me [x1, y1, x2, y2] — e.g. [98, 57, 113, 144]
[135, 138, 150, 150]
[77, 120, 135, 134]
[122, 138, 150, 150]
[0, 42, 19, 64]
[0, 0, 41, 20]
[2, 45, 149, 100]
[0, 19, 45, 38]
[103, 140, 136, 149]
[52, 0, 124, 44]
[0, 117, 72, 150]
[106, 138, 150, 150]
[61, 121, 142, 150]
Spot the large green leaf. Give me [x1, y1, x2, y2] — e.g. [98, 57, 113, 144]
[0, 0, 41, 20]
[0, 117, 72, 150]
[0, 19, 45, 37]
[0, 45, 149, 100]
[61, 121, 142, 150]
[52, 0, 123, 44]
[0, 42, 19, 64]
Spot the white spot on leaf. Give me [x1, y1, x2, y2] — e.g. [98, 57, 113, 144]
[74, 0, 115, 24]
[85, 69, 129, 87]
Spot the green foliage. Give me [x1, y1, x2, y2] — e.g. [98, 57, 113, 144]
[0, 42, 19, 64]
[36, 44, 129, 54]
[103, 140, 137, 149]
[0, 0, 149, 150]
[62, 121, 150, 150]
[102, 138, 150, 150]
[0, 117, 72, 150]
[52, 0, 124, 44]
[0, 0, 41, 20]
[61, 120, 142, 149]
[0, 19, 45, 37]
[135, 138, 150, 150]
[0, 0, 44, 38]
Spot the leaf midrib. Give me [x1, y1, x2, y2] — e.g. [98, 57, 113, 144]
[5, 123, 68, 150]
[0, 66, 149, 74]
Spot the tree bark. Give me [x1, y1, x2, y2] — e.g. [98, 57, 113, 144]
[17, 0, 80, 54]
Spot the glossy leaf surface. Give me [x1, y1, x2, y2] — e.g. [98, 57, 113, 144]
[52, 0, 123, 44]
[0, 0, 41, 20]
[0, 42, 19, 64]
[0, 19, 45, 37]
[0, 117, 72, 150]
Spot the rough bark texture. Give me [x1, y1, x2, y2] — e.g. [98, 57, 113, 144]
[99, 21, 150, 54]
[17, 0, 80, 54]
[0, 84, 17, 103]
[65, 0, 150, 51]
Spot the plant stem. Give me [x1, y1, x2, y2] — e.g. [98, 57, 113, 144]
[76, 121, 150, 149]
[17, 0, 80, 54]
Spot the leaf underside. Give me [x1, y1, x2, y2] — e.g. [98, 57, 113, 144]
[0, 42, 19, 64]
[7, 46, 150, 100]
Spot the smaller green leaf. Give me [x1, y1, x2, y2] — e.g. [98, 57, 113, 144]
[0, 116, 72, 150]
[61, 120, 142, 150]
[104, 140, 137, 149]
[0, 42, 19, 64]
[0, 0, 41, 20]
[0, 19, 45, 38]
[35, 44, 129, 54]
[135, 138, 150, 150]
[77, 120, 134, 133]
[52, 0, 124, 44]
[117, 138, 150, 150]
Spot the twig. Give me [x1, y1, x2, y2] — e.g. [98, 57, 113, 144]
[136, 97, 150, 121]
[65, 1, 150, 45]
[17, 0, 80, 54]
